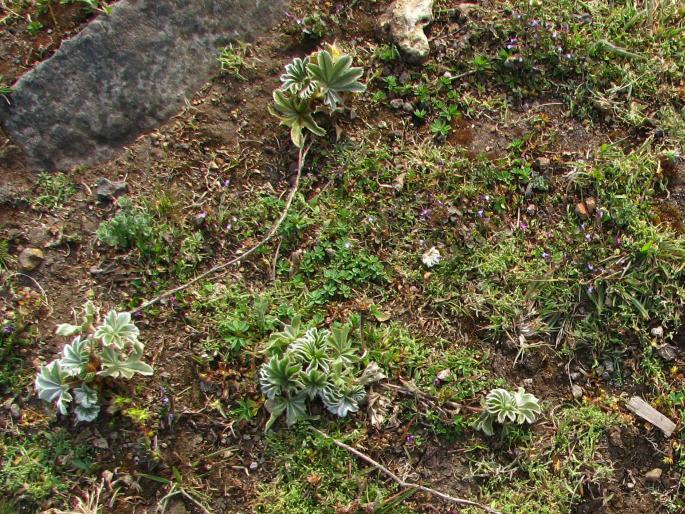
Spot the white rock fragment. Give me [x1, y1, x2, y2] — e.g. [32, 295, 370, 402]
[380, 0, 435, 63]
[421, 246, 441, 268]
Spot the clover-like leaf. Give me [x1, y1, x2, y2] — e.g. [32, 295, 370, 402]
[94, 310, 140, 349]
[99, 347, 153, 379]
[269, 90, 326, 148]
[307, 49, 366, 111]
[35, 360, 73, 415]
[259, 354, 303, 400]
[59, 336, 91, 377]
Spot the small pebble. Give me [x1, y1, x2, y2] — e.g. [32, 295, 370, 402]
[249, 461, 259, 472]
[650, 326, 664, 338]
[18, 248, 44, 272]
[571, 384, 583, 399]
[645, 468, 663, 483]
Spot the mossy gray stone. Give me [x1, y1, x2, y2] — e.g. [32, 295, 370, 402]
[0, 0, 287, 171]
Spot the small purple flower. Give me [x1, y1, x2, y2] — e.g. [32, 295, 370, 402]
[587, 286, 594, 294]
[587, 263, 594, 271]
[477, 209, 484, 218]
[585, 233, 592, 242]
[519, 222, 528, 231]
[223, 179, 231, 188]
[433, 377, 442, 387]
[541, 251, 550, 260]
[483, 195, 491, 202]
[615, 235, 622, 247]
[406, 435, 416, 444]
[196, 211, 208, 220]
[2, 324, 15, 335]
[531, 19, 541, 28]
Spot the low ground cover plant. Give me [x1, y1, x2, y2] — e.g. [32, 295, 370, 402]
[271, 44, 366, 147]
[35, 302, 152, 422]
[260, 318, 380, 430]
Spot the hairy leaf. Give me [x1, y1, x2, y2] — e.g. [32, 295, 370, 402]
[264, 393, 308, 431]
[35, 361, 72, 415]
[269, 90, 325, 148]
[322, 382, 365, 417]
[280, 56, 317, 99]
[99, 347, 153, 379]
[94, 310, 140, 349]
[259, 354, 302, 400]
[59, 336, 91, 377]
[307, 50, 366, 111]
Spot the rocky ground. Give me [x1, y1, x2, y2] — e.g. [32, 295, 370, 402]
[1, 1, 685, 513]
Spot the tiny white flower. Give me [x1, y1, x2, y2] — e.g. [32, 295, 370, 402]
[421, 247, 441, 268]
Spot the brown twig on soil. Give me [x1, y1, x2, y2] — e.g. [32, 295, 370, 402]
[130, 145, 309, 315]
[382, 380, 481, 413]
[310, 428, 502, 514]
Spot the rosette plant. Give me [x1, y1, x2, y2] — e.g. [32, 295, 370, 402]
[270, 44, 366, 148]
[259, 321, 381, 430]
[473, 387, 542, 436]
[35, 302, 153, 422]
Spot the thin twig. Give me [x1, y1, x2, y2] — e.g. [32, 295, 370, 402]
[311, 428, 502, 514]
[131, 145, 309, 315]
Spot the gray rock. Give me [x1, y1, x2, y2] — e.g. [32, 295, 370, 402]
[390, 98, 405, 110]
[380, 0, 435, 64]
[657, 344, 678, 362]
[571, 384, 583, 399]
[0, 0, 288, 171]
[534, 156, 551, 171]
[95, 178, 128, 202]
[18, 248, 44, 272]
